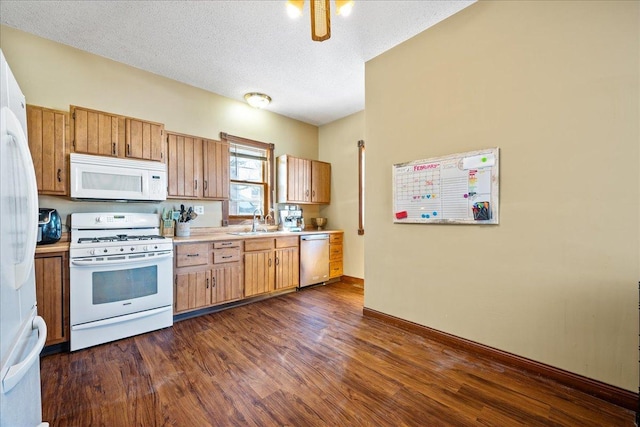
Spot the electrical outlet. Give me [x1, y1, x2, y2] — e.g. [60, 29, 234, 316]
[194, 205, 204, 215]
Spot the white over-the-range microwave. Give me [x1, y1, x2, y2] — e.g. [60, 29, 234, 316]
[70, 153, 167, 202]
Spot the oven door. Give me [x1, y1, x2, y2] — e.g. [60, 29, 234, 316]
[69, 251, 173, 326]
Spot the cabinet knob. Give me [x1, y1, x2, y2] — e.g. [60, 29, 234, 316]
[212, 277, 216, 288]
[206, 277, 209, 289]
[112, 143, 116, 155]
[195, 180, 198, 190]
[57, 169, 62, 182]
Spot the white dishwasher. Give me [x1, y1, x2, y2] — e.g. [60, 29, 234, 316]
[299, 234, 330, 288]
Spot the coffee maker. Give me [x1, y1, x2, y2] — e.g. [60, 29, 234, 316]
[279, 206, 304, 231]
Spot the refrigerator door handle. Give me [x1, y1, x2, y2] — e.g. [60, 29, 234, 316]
[2, 107, 38, 288]
[1, 316, 47, 393]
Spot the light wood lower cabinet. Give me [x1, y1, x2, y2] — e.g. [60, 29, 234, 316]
[175, 270, 210, 312]
[212, 264, 243, 304]
[35, 251, 69, 347]
[174, 241, 243, 314]
[329, 232, 344, 279]
[211, 241, 243, 304]
[244, 236, 299, 297]
[275, 237, 299, 290]
[244, 238, 275, 297]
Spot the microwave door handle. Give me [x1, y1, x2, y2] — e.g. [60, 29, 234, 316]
[70, 251, 173, 267]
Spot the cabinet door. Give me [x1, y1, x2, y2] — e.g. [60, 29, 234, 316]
[311, 160, 331, 204]
[287, 156, 311, 203]
[26, 105, 67, 195]
[203, 138, 230, 199]
[212, 263, 243, 304]
[167, 133, 203, 198]
[244, 250, 274, 297]
[275, 247, 299, 290]
[72, 107, 124, 157]
[175, 270, 211, 312]
[126, 118, 164, 162]
[35, 252, 68, 346]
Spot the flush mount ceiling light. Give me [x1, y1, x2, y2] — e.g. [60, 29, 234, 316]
[244, 92, 272, 108]
[287, 0, 354, 42]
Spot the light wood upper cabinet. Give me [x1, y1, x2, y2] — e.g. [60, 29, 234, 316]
[71, 106, 165, 162]
[167, 131, 229, 200]
[71, 106, 125, 157]
[125, 118, 165, 162]
[167, 132, 202, 199]
[203, 138, 230, 199]
[277, 155, 331, 204]
[26, 105, 68, 195]
[311, 160, 331, 204]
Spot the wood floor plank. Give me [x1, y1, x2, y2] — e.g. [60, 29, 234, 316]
[40, 282, 635, 426]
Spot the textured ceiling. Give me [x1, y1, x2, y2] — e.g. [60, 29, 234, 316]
[0, 0, 474, 126]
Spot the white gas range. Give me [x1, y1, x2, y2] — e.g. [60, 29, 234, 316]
[69, 212, 173, 351]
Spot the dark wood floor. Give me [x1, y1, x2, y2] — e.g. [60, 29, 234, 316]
[41, 282, 634, 426]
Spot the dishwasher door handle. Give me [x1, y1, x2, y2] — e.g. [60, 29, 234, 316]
[300, 234, 329, 241]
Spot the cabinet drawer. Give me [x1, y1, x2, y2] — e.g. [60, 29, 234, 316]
[276, 236, 299, 248]
[244, 238, 275, 252]
[329, 244, 343, 261]
[329, 233, 343, 244]
[176, 243, 209, 267]
[212, 248, 241, 264]
[213, 240, 240, 249]
[329, 261, 343, 278]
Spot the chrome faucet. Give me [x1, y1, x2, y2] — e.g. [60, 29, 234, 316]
[251, 208, 264, 232]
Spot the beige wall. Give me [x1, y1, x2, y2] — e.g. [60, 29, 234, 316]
[319, 111, 365, 279]
[0, 26, 320, 227]
[364, 0, 638, 391]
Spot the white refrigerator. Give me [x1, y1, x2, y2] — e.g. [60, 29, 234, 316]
[0, 49, 49, 427]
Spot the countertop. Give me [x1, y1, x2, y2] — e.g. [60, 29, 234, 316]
[36, 230, 343, 251]
[35, 241, 70, 254]
[173, 229, 342, 244]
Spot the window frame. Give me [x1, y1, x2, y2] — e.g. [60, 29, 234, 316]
[220, 132, 274, 226]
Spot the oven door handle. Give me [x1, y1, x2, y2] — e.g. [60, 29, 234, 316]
[70, 251, 173, 267]
[71, 306, 172, 331]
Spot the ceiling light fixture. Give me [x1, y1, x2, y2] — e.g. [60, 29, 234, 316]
[287, 0, 354, 42]
[244, 92, 272, 109]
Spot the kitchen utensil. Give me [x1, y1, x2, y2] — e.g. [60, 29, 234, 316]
[312, 217, 327, 230]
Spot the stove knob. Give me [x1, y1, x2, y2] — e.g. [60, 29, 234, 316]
[142, 245, 148, 251]
[95, 216, 104, 223]
[89, 249, 95, 255]
[154, 245, 158, 249]
[103, 248, 108, 253]
[130, 247, 135, 251]
[120, 248, 124, 252]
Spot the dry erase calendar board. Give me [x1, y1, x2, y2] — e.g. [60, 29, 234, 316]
[392, 148, 499, 225]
